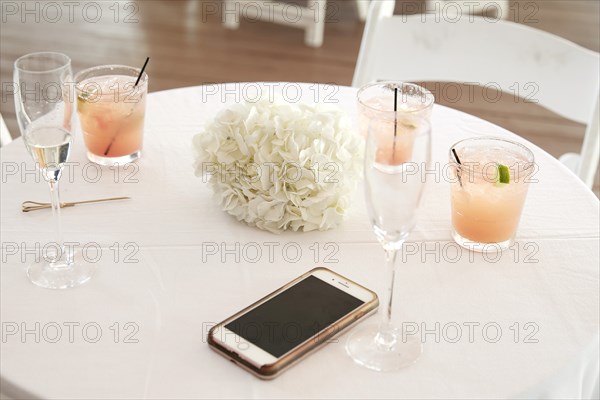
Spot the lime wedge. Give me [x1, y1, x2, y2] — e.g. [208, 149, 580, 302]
[77, 95, 88, 114]
[497, 164, 510, 184]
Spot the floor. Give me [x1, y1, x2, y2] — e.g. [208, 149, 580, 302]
[1, 0, 598, 194]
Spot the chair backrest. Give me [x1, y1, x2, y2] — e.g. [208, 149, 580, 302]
[353, 1, 599, 187]
[0, 113, 12, 147]
[426, 0, 509, 20]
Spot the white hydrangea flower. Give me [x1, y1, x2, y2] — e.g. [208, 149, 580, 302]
[193, 98, 363, 234]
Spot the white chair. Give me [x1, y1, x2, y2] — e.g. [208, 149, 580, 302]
[223, 0, 370, 47]
[0, 113, 12, 147]
[426, 0, 509, 19]
[353, 1, 600, 188]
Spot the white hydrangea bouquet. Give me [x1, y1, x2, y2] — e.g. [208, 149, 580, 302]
[193, 98, 363, 233]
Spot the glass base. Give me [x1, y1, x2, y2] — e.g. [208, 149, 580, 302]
[451, 228, 513, 252]
[346, 324, 423, 371]
[27, 251, 96, 289]
[87, 150, 140, 166]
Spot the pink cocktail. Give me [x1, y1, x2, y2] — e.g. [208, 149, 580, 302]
[75, 65, 148, 165]
[449, 138, 535, 251]
[357, 81, 434, 138]
[358, 82, 433, 167]
[372, 120, 420, 165]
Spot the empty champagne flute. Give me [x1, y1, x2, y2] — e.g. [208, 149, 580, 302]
[14, 52, 95, 289]
[346, 113, 431, 371]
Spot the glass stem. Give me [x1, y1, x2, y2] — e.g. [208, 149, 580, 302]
[376, 246, 400, 349]
[48, 179, 65, 264]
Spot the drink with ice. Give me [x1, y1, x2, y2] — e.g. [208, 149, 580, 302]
[357, 82, 433, 166]
[357, 82, 434, 137]
[449, 138, 535, 251]
[75, 65, 148, 165]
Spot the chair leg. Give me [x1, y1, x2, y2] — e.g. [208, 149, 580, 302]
[495, 0, 510, 20]
[305, 0, 327, 47]
[0, 112, 12, 147]
[578, 98, 600, 188]
[356, 0, 369, 22]
[223, 0, 240, 29]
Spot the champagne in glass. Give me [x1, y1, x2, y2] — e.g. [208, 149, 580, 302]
[14, 52, 95, 289]
[346, 113, 431, 371]
[24, 127, 72, 179]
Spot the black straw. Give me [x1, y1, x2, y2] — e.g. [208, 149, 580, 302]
[452, 148, 461, 165]
[104, 57, 150, 156]
[134, 57, 150, 87]
[392, 87, 398, 162]
[452, 148, 463, 186]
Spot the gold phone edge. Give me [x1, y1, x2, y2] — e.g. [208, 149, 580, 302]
[207, 266, 379, 379]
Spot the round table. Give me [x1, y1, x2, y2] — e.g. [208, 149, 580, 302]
[1, 83, 598, 399]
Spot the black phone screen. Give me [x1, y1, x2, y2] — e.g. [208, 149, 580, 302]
[225, 275, 365, 358]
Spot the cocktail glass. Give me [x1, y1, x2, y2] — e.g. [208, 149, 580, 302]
[449, 137, 535, 252]
[75, 65, 148, 165]
[357, 81, 434, 137]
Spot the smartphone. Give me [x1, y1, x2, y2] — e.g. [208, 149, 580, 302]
[207, 267, 378, 379]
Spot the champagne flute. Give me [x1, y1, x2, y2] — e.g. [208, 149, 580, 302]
[346, 113, 431, 371]
[14, 52, 95, 289]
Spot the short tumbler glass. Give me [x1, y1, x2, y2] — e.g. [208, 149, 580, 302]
[449, 137, 535, 252]
[75, 65, 148, 165]
[357, 81, 434, 137]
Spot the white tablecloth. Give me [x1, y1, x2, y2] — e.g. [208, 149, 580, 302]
[1, 83, 598, 399]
